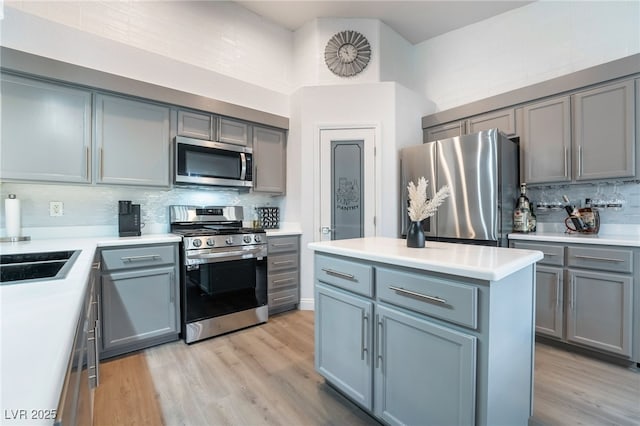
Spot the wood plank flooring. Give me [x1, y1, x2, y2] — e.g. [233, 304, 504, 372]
[94, 310, 640, 426]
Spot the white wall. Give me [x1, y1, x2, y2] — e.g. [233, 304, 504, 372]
[0, 3, 291, 116]
[415, 0, 640, 111]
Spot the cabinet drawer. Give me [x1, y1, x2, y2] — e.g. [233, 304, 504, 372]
[512, 241, 564, 266]
[315, 254, 373, 298]
[269, 288, 298, 308]
[268, 236, 299, 254]
[101, 245, 175, 270]
[376, 267, 478, 329]
[268, 253, 298, 272]
[269, 270, 298, 291]
[567, 246, 632, 273]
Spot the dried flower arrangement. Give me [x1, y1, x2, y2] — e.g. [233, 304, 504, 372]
[407, 177, 451, 222]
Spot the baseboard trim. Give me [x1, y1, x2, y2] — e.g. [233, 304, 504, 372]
[299, 298, 314, 311]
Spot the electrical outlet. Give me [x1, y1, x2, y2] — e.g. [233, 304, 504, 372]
[50, 201, 64, 217]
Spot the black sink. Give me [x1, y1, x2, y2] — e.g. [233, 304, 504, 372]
[0, 250, 80, 284]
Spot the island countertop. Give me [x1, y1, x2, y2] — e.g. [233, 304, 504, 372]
[308, 237, 543, 281]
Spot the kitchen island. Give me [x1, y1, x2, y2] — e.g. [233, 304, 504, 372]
[308, 237, 543, 426]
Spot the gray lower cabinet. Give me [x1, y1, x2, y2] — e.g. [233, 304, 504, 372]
[99, 243, 180, 359]
[572, 79, 636, 181]
[511, 240, 637, 361]
[316, 283, 373, 410]
[1, 73, 92, 183]
[267, 235, 300, 314]
[374, 304, 476, 426]
[94, 94, 171, 187]
[315, 252, 533, 426]
[253, 126, 287, 193]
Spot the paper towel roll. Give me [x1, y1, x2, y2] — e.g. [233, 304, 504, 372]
[5, 194, 21, 238]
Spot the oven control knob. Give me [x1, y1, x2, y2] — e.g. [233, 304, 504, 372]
[254, 235, 262, 243]
[206, 238, 215, 247]
[225, 237, 234, 245]
[243, 235, 251, 243]
[192, 239, 202, 248]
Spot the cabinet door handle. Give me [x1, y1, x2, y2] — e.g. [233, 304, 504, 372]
[376, 315, 383, 370]
[578, 145, 583, 177]
[573, 254, 624, 263]
[564, 147, 569, 178]
[321, 268, 355, 281]
[361, 312, 369, 361]
[121, 254, 161, 262]
[85, 146, 90, 180]
[99, 147, 104, 179]
[170, 272, 175, 304]
[569, 276, 575, 312]
[388, 286, 447, 305]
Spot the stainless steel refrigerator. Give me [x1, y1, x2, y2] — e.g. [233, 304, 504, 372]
[400, 128, 518, 247]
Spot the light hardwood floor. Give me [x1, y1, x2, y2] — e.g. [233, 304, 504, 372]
[95, 310, 640, 426]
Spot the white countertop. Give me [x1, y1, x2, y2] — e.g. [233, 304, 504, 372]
[308, 237, 543, 281]
[0, 234, 180, 425]
[508, 231, 640, 247]
[265, 224, 302, 237]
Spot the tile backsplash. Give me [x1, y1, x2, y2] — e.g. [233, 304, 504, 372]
[0, 182, 282, 235]
[526, 180, 640, 225]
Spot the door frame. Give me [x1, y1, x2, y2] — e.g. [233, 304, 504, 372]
[314, 123, 380, 242]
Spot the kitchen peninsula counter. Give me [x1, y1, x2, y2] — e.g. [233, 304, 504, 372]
[0, 234, 180, 425]
[309, 237, 543, 426]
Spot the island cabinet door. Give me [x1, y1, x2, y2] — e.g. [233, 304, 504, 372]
[535, 265, 564, 339]
[374, 304, 477, 426]
[315, 283, 374, 410]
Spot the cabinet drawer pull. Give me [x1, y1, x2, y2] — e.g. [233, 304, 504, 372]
[121, 254, 161, 262]
[573, 255, 624, 263]
[543, 253, 558, 257]
[273, 295, 295, 303]
[389, 286, 447, 304]
[321, 268, 355, 280]
[272, 260, 293, 266]
[272, 243, 294, 248]
[273, 278, 295, 285]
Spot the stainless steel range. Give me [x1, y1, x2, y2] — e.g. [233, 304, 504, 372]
[170, 205, 267, 343]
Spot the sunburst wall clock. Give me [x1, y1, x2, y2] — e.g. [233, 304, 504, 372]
[324, 30, 371, 77]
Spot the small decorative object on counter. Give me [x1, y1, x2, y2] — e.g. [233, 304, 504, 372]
[562, 195, 587, 232]
[513, 183, 531, 233]
[406, 177, 450, 248]
[256, 207, 280, 229]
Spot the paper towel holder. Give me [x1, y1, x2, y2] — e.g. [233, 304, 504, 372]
[1, 194, 31, 242]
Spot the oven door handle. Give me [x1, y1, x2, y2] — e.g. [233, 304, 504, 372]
[186, 247, 265, 263]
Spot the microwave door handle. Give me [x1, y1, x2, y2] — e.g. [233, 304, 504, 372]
[240, 153, 247, 180]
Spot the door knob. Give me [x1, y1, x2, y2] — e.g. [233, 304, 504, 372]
[321, 226, 334, 234]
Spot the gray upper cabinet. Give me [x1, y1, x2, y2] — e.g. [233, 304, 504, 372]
[177, 109, 214, 140]
[572, 79, 636, 181]
[468, 108, 516, 136]
[424, 120, 466, 143]
[253, 126, 286, 193]
[521, 96, 572, 183]
[218, 117, 251, 146]
[94, 94, 171, 187]
[0, 74, 92, 183]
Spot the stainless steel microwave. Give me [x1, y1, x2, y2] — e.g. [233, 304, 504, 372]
[175, 136, 253, 188]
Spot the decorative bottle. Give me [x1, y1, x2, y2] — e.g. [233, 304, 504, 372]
[513, 183, 531, 233]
